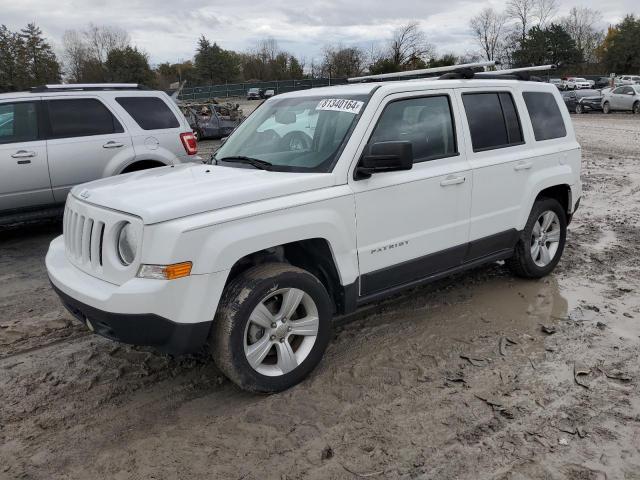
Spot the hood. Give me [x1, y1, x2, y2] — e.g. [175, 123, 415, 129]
[71, 164, 335, 224]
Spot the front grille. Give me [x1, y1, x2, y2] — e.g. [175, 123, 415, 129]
[63, 204, 106, 268]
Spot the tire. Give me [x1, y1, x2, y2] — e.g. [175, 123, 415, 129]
[211, 263, 332, 393]
[507, 198, 567, 279]
[575, 104, 584, 114]
[193, 129, 202, 142]
[633, 102, 640, 115]
[603, 102, 611, 114]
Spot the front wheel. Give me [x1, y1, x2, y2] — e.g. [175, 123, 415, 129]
[633, 102, 640, 115]
[507, 198, 567, 279]
[211, 263, 332, 393]
[603, 102, 611, 114]
[575, 104, 584, 114]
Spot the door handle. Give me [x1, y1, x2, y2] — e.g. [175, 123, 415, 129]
[440, 175, 466, 186]
[102, 141, 124, 149]
[11, 150, 36, 159]
[514, 161, 533, 171]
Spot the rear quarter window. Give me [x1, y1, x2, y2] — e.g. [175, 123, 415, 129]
[462, 92, 523, 152]
[116, 96, 180, 130]
[522, 92, 567, 141]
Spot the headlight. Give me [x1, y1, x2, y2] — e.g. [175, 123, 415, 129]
[117, 222, 138, 266]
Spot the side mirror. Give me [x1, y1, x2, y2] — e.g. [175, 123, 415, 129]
[355, 141, 413, 180]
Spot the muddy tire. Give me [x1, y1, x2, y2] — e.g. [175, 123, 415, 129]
[507, 198, 567, 279]
[603, 102, 611, 114]
[211, 263, 332, 393]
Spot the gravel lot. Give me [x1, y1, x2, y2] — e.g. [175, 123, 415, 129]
[1, 113, 639, 480]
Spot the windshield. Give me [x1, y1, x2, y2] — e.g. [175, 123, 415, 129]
[214, 94, 368, 172]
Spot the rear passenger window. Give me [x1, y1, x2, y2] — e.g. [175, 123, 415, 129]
[116, 97, 179, 130]
[0, 102, 38, 144]
[462, 92, 523, 151]
[369, 95, 457, 163]
[47, 99, 123, 139]
[522, 92, 567, 141]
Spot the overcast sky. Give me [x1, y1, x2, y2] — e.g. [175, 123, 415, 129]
[2, 0, 639, 66]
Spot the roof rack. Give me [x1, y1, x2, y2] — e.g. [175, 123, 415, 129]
[476, 64, 556, 81]
[347, 61, 499, 83]
[30, 83, 148, 92]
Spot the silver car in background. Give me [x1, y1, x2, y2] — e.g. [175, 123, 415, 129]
[0, 84, 201, 225]
[602, 85, 640, 114]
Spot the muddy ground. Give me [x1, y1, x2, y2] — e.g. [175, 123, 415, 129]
[1, 113, 639, 480]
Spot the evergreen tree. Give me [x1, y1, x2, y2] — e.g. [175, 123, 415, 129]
[599, 15, 640, 73]
[512, 24, 582, 67]
[194, 36, 240, 84]
[105, 46, 155, 85]
[19, 23, 61, 86]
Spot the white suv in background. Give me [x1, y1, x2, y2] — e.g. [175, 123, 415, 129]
[563, 77, 591, 90]
[46, 64, 582, 393]
[0, 84, 200, 225]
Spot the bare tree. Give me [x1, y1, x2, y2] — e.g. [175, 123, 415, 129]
[470, 8, 507, 62]
[62, 30, 89, 82]
[535, 0, 558, 28]
[83, 23, 129, 64]
[506, 0, 535, 44]
[321, 45, 367, 78]
[561, 7, 604, 63]
[389, 22, 434, 67]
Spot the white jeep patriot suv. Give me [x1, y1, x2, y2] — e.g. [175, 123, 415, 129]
[46, 64, 582, 393]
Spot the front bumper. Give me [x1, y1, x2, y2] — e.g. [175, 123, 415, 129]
[46, 235, 229, 354]
[52, 283, 210, 354]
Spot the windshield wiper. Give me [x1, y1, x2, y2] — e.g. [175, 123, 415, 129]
[217, 156, 273, 171]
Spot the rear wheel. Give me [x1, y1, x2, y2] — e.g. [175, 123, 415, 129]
[211, 263, 332, 393]
[603, 102, 611, 114]
[575, 104, 584, 114]
[507, 198, 567, 279]
[633, 102, 640, 115]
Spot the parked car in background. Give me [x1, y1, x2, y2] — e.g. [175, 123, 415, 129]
[586, 79, 595, 88]
[264, 89, 276, 99]
[617, 75, 640, 85]
[549, 78, 563, 89]
[564, 77, 591, 90]
[561, 89, 603, 113]
[247, 88, 264, 100]
[0, 84, 200, 226]
[602, 85, 640, 114]
[595, 77, 613, 89]
[181, 102, 244, 140]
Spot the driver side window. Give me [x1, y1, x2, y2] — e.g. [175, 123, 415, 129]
[369, 95, 457, 163]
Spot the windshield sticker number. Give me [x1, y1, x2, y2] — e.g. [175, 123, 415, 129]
[316, 99, 364, 114]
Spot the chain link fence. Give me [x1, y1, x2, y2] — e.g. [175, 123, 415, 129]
[178, 77, 349, 101]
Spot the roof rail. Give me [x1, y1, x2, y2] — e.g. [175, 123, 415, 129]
[476, 64, 556, 80]
[347, 61, 499, 83]
[30, 83, 147, 92]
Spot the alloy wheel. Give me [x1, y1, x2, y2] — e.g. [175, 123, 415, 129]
[530, 211, 561, 267]
[243, 288, 319, 377]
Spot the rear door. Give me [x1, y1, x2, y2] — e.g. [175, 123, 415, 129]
[0, 98, 53, 212]
[44, 97, 133, 202]
[113, 96, 186, 162]
[457, 88, 529, 251]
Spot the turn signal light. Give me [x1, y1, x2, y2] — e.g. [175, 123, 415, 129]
[137, 262, 192, 280]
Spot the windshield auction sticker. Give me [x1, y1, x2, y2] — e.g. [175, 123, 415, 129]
[316, 99, 364, 114]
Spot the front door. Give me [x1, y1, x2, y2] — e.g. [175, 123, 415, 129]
[351, 91, 472, 297]
[0, 99, 53, 213]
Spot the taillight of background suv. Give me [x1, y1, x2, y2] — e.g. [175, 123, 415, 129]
[180, 132, 198, 155]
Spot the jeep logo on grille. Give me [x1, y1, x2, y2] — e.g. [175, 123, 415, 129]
[79, 189, 91, 199]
